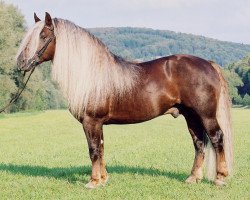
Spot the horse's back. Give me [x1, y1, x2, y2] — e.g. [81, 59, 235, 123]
[140, 54, 219, 78]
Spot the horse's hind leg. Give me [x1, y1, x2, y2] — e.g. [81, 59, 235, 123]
[182, 109, 207, 183]
[202, 117, 228, 186]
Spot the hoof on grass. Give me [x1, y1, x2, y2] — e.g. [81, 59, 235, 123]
[185, 175, 202, 184]
[85, 180, 101, 189]
[85, 176, 109, 189]
[214, 179, 226, 186]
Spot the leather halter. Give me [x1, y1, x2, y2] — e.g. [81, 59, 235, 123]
[28, 25, 55, 68]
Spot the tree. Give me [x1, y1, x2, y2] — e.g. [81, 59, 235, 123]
[0, 2, 25, 112]
[223, 68, 243, 104]
[242, 94, 250, 106]
[0, 2, 66, 112]
[226, 54, 250, 105]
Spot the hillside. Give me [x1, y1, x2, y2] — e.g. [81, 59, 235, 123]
[89, 27, 250, 66]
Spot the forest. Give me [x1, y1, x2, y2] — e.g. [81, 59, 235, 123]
[0, 2, 249, 113]
[89, 27, 250, 66]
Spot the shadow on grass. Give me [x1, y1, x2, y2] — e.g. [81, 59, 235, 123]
[0, 163, 192, 184]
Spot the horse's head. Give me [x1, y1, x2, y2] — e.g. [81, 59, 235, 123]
[16, 12, 56, 72]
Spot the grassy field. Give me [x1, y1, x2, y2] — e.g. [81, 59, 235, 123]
[0, 109, 249, 200]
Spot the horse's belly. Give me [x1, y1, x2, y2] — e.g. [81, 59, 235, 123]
[105, 95, 171, 124]
[105, 111, 160, 124]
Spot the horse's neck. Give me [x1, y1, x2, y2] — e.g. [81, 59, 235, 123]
[52, 20, 140, 117]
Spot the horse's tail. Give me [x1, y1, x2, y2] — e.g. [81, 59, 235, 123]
[206, 61, 233, 180]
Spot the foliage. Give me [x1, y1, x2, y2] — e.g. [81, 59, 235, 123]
[0, 2, 66, 113]
[223, 68, 243, 104]
[0, 109, 249, 199]
[242, 94, 250, 106]
[225, 55, 250, 105]
[0, 2, 24, 112]
[89, 27, 250, 66]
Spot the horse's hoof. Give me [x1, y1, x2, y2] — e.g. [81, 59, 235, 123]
[85, 180, 101, 189]
[101, 175, 109, 185]
[214, 179, 226, 186]
[185, 175, 201, 184]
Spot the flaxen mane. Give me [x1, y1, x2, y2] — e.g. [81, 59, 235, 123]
[52, 19, 140, 117]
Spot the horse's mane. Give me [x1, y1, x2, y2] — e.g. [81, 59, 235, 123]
[52, 18, 140, 117]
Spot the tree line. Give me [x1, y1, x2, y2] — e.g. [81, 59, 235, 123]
[0, 2, 249, 113]
[89, 27, 250, 66]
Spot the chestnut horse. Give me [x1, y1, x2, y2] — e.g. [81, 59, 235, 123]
[16, 12, 233, 189]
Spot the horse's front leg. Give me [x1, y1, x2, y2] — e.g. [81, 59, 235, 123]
[82, 116, 108, 189]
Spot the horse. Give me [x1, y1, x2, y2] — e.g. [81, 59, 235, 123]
[16, 12, 233, 189]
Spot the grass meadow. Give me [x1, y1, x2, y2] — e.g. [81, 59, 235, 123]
[0, 109, 249, 199]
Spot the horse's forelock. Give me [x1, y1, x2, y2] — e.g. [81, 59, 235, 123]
[16, 21, 45, 61]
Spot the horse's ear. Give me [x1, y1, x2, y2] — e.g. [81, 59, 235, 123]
[34, 12, 41, 23]
[45, 12, 52, 26]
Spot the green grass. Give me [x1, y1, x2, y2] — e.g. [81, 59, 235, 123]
[0, 109, 249, 199]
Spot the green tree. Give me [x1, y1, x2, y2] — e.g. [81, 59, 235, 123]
[223, 68, 243, 104]
[0, 2, 25, 112]
[226, 54, 250, 105]
[242, 94, 250, 106]
[0, 2, 66, 112]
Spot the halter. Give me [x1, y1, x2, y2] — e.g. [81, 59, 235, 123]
[0, 25, 55, 113]
[28, 25, 55, 69]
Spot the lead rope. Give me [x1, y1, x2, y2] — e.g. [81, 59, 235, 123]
[0, 67, 35, 113]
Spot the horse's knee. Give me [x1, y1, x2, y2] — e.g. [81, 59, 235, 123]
[194, 139, 205, 154]
[89, 143, 101, 161]
[202, 118, 224, 152]
[82, 117, 103, 162]
[209, 129, 224, 152]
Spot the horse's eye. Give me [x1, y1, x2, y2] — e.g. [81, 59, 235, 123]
[40, 33, 46, 40]
[40, 35, 46, 42]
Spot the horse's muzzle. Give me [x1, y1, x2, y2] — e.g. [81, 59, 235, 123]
[17, 55, 39, 72]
